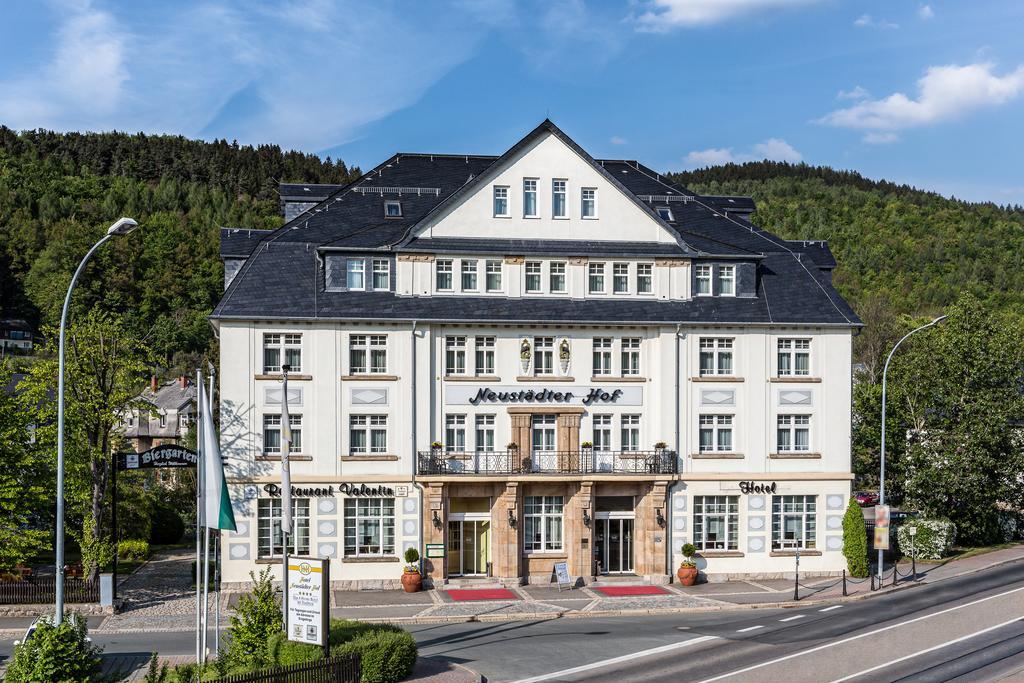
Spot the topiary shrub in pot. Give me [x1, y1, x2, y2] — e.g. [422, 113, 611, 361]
[401, 547, 422, 593]
[677, 543, 698, 586]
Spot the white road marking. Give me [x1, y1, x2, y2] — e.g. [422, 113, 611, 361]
[508, 635, 720, 683]
[736, 625, 765, 633]
[779, 615, 806, 622]
[819, 605, 843, 612]
[695, 585, 1024, 683]
[829, 616, 1024, 682]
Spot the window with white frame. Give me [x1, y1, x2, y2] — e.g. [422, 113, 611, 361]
[372, 259, 390, 290]
[588, 262, 605, 293]
[772, 495, 817, 550]
[695, 264, 712, 296]
[445, 336, 466, 375]
[445, 414, 466, 452]
[349, 334, 387, 374]
[699, 414, 733, 452]
[258, 498, 309, 558]
[699, 337, 733, 376]
[525, 261, 542, 292]
[493, 186, 509, 217]
[532, 415, 556, 453]
[475, 336, 495, 375]
[552, 179, 567, 218]
[475, 414, 495, 452]
[718, 265, 735, 296]
[778, 339, 810, 376]
[384, 200, 402, 218]
[581, 187, 596, 218]
[693, 496, 739, 551]
[621, 338, 640, 376]
[485, 260, 503, 292]
[620, 414, 640, 451]
[613, 263, 629, 293]
[263, 333, 302, 373]
[524, 496, 563, 551]
[777, 415, 810, 452]
[347, 258, 365, 290]
[349, 415, 387, 454]
[549, 262, 566, 293]
[637, 263, 653, 294]
[436, 259, 453, 291]
[344, 498, 395, 557]
[533, 336, 554, 375]
[159, 414, 167, 429]
[263, 414, 301, 454]
[592, 414, 612, 451]
[592, 338, 612, 376]
[656, 206, 674, 221]
[461, 260, 478, 291]
[523, 178, 538, 217]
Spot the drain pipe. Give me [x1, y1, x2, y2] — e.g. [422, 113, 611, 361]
[667, 323, 684, 580]
[410, 321, 426, 576]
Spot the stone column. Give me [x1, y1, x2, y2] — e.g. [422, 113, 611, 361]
[557, 413, 581, 471]
[422, 483, 447, 586]
[634, 482, 670, 583]
[571, 482, 594, 581]
[510, 413, 531, 472]
[491, 482, 521, 583]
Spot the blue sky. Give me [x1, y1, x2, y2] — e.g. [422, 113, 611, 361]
[2, 1, 1023, 203]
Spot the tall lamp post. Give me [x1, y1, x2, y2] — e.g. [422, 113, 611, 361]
[877, 314, 947, 581]
[55, 217, 140, 624]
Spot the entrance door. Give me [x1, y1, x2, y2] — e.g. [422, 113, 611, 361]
[532, 415, 557, 471]
[594, 516, 634, 574]
[447, 518, 491, 576]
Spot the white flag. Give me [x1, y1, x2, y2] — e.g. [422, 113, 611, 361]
[201, 383, 236, 531]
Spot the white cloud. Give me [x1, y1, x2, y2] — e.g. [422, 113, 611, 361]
[838, 85, 870, 100]
[918, 4, 934, 20]
[610, 136, 628, 145]
[853, 14, 898, 29]
[683, 138, 803, 167]
[633, 0, 820, 32]
[853, 14, 871, 27]
[819, 62, 1024, 134]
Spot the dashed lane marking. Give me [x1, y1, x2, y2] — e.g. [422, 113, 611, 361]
[736, 625, 765, 633]
[819, 605, 843, 612]
[779, 614, 806, 622]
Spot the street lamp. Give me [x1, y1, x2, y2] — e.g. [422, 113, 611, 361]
[876, 314, 946, 582]
[55, 217, 140, 624]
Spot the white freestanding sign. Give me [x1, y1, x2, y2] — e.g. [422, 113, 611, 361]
[286, 556, 329, 648]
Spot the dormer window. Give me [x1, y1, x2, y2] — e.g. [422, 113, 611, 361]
[493, 186, 509, 217]
[372, 259, 390, 290]
[384, 200, 402, 218]
[581, 188, 597, 218]
[695, 265, 712, 296]
[718, 265, 736, 296]
[656, 206, 674, 221]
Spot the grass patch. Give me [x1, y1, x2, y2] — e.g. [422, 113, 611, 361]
[897, 542, 1021, 567]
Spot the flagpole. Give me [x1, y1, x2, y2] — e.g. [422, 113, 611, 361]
[280, 365, 292, 630]
[202, 373, 214, 661]
[214, 530, 221, 655]
[195, 369, 203, 666]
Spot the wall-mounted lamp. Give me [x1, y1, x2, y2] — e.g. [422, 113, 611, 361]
[582, 510, 592, 527]
[655, 508, 666, 529]
[432, 509, 442, 530]
[507, 508, 517, 529]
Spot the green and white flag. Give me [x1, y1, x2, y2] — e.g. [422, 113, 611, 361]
[202, 383, 236, 531]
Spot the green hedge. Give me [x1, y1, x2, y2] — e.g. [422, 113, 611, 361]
[896, 519, 956, 560]
[117, 539, 150, 562]
[334, 629, 417, 683]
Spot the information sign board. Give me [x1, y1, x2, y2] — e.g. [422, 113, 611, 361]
[873, 504, 891, 550]
[553, 561, 572, 591]
[286, 556, 329, 648]
[425, 543, 445, 559]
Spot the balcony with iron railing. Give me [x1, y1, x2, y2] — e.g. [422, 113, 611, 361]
[416, 449, 677, 476]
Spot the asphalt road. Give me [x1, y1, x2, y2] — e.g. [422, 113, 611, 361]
[2, 560, 1022, 682]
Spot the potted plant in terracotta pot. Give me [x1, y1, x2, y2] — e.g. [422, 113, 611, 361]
[677, 543, 698, 586]
[401, 547, 422, 593]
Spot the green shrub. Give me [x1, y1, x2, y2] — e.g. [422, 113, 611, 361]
[142, 652, 169, 683]
[118, 539, 150, 562]
[150, 503, 185, 545]
[225, 567, 282, 669]
[267, 631, 323, 666]
[334, 628, 417, 683]
[896, 519, 956, 560]
[842, 496, 869, 577]
[3, 613, 102, 683]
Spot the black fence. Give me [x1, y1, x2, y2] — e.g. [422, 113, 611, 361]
[211, 655, 360, 683]
[418, 449, 677, 475]
[0, 577, 100, 605]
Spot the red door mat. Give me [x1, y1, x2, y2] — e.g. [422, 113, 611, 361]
[594, 585, 669, 597]
[447, 588, 520, 602]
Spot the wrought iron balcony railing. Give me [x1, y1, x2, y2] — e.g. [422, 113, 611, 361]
[416, 449, 677, 475]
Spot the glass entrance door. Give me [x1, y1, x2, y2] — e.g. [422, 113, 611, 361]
[594, 517, 634, 574]
[531, 415, 557, 471]
[447, 519, 490, 576]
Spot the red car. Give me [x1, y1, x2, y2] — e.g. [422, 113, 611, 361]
[854, 490, 880, 507]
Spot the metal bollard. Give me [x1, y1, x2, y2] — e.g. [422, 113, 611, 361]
[912, 555, 916, 581]
[842, 569, 848, 597]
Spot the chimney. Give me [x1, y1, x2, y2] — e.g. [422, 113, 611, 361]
[180, 376, 188, 390]
[151, 375, 158, 393]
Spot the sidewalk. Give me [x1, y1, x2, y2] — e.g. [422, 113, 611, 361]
[326, 544, 1024, 624]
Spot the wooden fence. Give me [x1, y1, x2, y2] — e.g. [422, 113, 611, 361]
[211, 655, 361, 683]
[0, 577, 100, 605]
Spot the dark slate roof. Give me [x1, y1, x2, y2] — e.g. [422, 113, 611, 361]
[139, 379, 197, 411]
[214, 121, 859, 327]
[702, 195, 757, 214]
[279, 183, 345, 201]
[221, 228, 273, 258]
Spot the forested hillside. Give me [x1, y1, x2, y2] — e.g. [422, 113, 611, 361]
[671, 162, 1024, 320]
[0, 127, 359, 369]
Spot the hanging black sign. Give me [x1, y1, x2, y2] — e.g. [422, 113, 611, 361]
[117, 444, 198, 470]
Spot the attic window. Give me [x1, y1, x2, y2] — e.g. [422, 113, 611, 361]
[656, 206, 674, 221]
[384, 200, 402, 218]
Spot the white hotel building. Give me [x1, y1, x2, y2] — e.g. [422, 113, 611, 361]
[212, 121, 860, 589]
